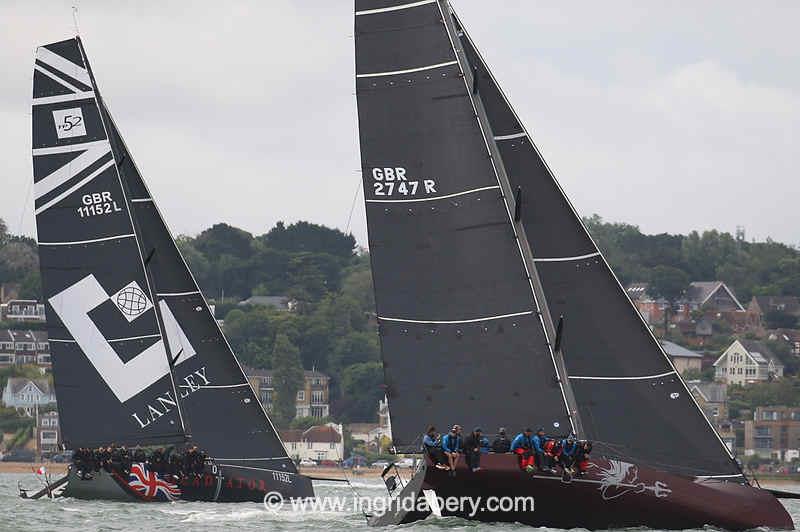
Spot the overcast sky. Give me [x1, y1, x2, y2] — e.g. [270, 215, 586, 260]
[2, 1, 798, 247]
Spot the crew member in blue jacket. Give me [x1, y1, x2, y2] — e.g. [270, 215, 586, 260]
[510, 428, 535, 470]
[532, 427, 554, 472]
[441, 425, 463, 476]
[557, 433, 578, 473]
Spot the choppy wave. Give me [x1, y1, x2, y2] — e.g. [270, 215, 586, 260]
[1, 473, 797, 531]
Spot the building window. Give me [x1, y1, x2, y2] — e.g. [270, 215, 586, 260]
[755, 438, 773, 449]
[756, 426, 771, 436]
[291, 442, 297, 450]
[312, 391, 324, 404]
[306, 441, 312, 449]
[329, 442, 335, 449]
[297, 390, 305, 401]
[711, 408, 719, 417]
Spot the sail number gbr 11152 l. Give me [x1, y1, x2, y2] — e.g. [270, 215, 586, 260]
[371, 167, 437, 197]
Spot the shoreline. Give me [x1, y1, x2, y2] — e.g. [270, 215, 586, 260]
[0, 462, 383, 479]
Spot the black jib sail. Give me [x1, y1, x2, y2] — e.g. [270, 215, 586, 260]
[451, 8, 743, 479]
[354, 0, 576, 450]
[32, 37, 296, 475]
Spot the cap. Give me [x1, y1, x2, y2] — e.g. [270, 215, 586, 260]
[498, 427, 506, 434]
[474, 427, 483, 433]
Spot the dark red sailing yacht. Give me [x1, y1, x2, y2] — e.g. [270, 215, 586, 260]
[353, 0, 793, 528]
[25, 36, 313, 503]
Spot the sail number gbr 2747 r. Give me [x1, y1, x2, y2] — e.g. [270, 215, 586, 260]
[371, 167, 436, 197]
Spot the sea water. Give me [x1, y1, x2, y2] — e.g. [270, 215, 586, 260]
[1, 473, 798, 531]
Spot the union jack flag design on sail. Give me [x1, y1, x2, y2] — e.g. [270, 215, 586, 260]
[128, 463, 181, 501]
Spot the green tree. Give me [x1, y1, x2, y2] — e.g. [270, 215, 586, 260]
[271, 332, 304, 426]
[648, 265, 689, 338]
[262, 221, 355, 259]
[339, 361, 384, 423]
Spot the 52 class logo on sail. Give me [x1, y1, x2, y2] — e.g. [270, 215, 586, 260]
[371, 166, 437, 197]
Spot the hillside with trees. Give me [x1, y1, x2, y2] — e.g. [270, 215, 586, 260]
[2, 215, 798, 426]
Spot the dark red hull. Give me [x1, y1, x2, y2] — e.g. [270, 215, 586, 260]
[372, 454, 794, 529]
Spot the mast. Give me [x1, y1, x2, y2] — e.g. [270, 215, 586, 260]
[438, 1, 584, 438]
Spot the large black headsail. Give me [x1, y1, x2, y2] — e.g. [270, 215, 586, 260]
[32, 37, 295, 475]
[451, 8, 742, 479]
[354, 0, 573, 449]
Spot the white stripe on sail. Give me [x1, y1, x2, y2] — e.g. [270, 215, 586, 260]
[35, 159, 115, 215]
[568, 371, 676, 381]
[108, 334, 161, 343]
[36, 46, 91, 86]
[156, 291, 201, 297]
[493, 132, 527, 140]
[356, 0, 435, 16]
[378, 310, 533, 324]
[366, 185, 499, 203]
[32, 91, 95, 106]
[33, 65, 84, 94]
[201, 383, 249, 389]
[38, 234, 135, 246]
[357, 60, 458, 78]
[34, 145, 110, 201]
[534, 252, 601, 262]
[33, 140, 108, 156]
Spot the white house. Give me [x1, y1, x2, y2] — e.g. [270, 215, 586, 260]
[280, 423, 344, 463]
[1, 378, 57, 414]
[714, 339, 784, 385]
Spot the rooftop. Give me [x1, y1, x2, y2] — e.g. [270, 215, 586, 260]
[661, 340, 702, 359]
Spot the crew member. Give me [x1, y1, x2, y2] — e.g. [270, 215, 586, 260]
[441, 425, 463, 476]
[510, 428, 535, 471]
[491, 428, 511, 453]
[463, 427, 483, 472]
[533, 428, 554, 473]
[422, 426, 448, 470]
[558, 434, 578, 474]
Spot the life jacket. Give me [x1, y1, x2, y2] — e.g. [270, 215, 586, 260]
[543, 439, 556, 455]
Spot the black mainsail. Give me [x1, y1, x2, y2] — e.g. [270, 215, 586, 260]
[452, 9, 742, 480]
[355, 0, 742, 480]
[32, 37, 295, 476]
[354, 0, 576, 450]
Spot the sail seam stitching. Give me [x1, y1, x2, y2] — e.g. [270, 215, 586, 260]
[356, 60, 458, 78]
[365, 185, 498, 203]
[156, 291, 201, 297]
[356, 0, 436, 15]
[378, 311, 533, 324]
